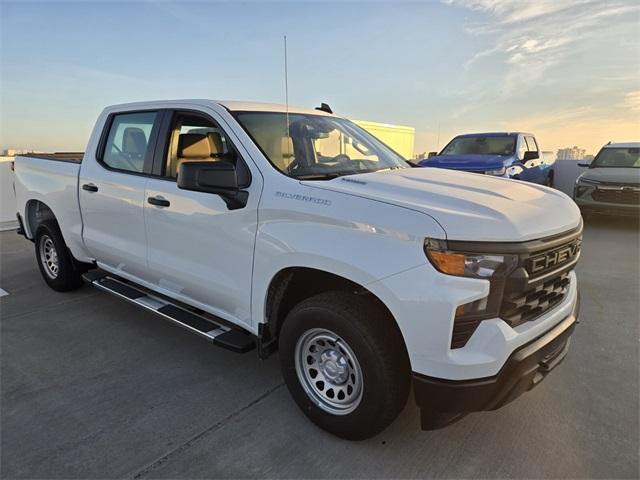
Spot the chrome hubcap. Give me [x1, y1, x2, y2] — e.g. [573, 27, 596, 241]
[39, 235, 59, 279]
[294, 328, 363, 415]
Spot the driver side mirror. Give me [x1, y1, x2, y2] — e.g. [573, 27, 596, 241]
[178, 161, 248, 210]
[428, 151, 438, 158]
[577, 162, 591, 167]
[523, 150, 539, 161]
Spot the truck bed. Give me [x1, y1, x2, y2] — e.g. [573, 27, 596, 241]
[14, 153, 86, 258]
[20, 152, 84, 163]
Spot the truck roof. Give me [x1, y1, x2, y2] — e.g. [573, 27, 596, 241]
[453, 132, 533, 138]
[603, 142, 639, 148]
[103, 99, 334, 117]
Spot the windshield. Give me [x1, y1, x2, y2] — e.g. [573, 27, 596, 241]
[234, 112, 410, 179]
[591, 147, 640, 168]
[440, 135, 516, 156]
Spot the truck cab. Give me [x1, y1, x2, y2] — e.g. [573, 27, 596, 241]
[419, 132, 555, 186]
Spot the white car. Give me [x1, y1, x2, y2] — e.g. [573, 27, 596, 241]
[13, 100, 582, 439]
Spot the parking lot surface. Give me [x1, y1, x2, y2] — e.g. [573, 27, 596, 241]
[1, 218, 638, 479]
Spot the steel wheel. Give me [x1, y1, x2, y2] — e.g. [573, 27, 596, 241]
[294, 328, 364, 415]
[39, 234, 59, 279]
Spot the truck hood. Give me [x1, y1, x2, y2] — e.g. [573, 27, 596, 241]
[305, 167, 581, 242]
[579, 167, 640, 185]
[418, 154, 510, 171]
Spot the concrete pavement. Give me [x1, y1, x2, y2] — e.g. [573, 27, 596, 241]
[1, 217, 638, 479]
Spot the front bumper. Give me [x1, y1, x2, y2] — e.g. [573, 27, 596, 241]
[413, 294, 579, 430]
[577, 202, 639, 217]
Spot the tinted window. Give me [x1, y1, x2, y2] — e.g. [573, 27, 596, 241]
[592, 148, 640, 168]
[103, 112, 158, 173]
[441, 135, 515, 156]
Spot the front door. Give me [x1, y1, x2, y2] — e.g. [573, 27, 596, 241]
[143, 109, 260, 328]
[79, 110, 161, 280]
[518, 135, 546, 184]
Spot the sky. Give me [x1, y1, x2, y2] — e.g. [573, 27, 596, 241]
[1, 0, 639, 156]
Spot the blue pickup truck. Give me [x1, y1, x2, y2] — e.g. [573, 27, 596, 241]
[418, 132, 555, 186]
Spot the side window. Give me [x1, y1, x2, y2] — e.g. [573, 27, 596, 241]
[102, 111, 158, 173]
[164, 112, 250, 187]
[518, 136, 528, 159]
[525, 136, 538, 152]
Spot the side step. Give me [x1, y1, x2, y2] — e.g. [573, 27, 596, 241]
[83, 270, 256, 353]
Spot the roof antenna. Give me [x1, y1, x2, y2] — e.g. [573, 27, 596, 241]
[283, 35, 292, 164]
[316, 103, 333, 114]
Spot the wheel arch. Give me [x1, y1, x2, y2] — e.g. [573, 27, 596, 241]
[260, 266, 409, 362]
[25, 199, 58, 239]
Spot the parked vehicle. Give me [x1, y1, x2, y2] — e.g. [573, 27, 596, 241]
[574, 142, 640, 216]
[14, 100, 581, 440]
[419, 132, 555, 186]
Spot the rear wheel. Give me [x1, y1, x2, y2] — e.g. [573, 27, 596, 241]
[279, 291, 410, 440]
[35, 220, 85, 291]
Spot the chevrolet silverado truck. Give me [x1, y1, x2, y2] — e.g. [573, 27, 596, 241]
[14, 100, 582, 440]
[419, 132, 555, 186]
[574, 142, 640, 216]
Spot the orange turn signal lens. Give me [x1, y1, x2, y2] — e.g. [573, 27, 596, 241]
[427, 250, 466, 276]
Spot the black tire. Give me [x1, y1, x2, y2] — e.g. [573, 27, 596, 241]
[279, 291, 410, 440]
[546, 172, 554, 188]
[34, 220, 84, 292]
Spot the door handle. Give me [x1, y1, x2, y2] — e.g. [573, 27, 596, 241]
[148, 196, 170, 207]
[82, 183, 98, 192]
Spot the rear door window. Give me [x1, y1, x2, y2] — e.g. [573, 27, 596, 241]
[102, 111, 159, 173]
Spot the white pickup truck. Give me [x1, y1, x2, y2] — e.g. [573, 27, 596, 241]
[14, 100, 582, 440]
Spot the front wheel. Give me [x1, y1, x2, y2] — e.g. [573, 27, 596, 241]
[279, 291, 410, 440]
[545, 172, 554, 188]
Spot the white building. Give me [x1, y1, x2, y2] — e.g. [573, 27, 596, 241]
[557, 146, 586, 160]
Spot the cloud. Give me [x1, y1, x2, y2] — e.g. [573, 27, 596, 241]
[444, 0, 589, 25]
[445, 0, 640, 96]
[623, 90, 640, 113]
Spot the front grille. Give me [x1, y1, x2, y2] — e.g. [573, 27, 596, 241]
[446, 224, 581, 349]
[500, 272, 571, 327]
[592, 188, 640, 205]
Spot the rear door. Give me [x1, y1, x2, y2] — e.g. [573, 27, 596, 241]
[142, 108, 261, 328]
[79, 110, 164, 280]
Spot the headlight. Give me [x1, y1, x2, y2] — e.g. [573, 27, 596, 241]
[424, 238, 519, 323]
[574, 177, 599, 198]
[424, 239, 518, 279]
[506, 165, 524, 177]
[485, 166, 506, 176]
[575, 177, 599, 186]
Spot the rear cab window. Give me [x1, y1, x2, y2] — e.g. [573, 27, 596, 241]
[100, 111, 159, 173]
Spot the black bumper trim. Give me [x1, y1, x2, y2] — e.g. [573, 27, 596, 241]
[413, 295, 579, 430]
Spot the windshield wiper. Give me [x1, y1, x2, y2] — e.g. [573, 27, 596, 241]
[295, 173, 342, 180]
[296, 167, 406, 181]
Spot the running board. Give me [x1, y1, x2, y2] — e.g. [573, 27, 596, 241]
[82, 270, 255, 353]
